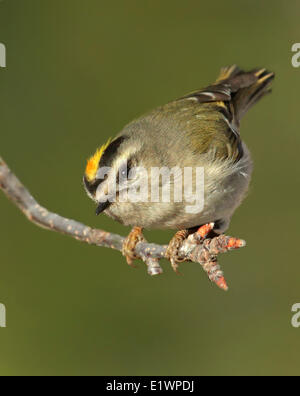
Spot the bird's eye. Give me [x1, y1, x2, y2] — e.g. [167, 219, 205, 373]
[121, 168, 128, 178]
[118, 160, 132, 184]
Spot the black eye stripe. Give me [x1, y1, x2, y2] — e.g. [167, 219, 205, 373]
[117, 159, 133, 184]
[99, 136, 126, 169]
[83, 175, 103, 196]
[84, 136, 129, 195]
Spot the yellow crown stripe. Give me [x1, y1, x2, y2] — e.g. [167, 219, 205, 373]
[85, 137, 112, 182]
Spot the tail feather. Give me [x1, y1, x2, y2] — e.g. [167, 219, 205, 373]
[232, 69, 274, 120]
[215, 65, 275, 122]
[215, 65, 243, 83]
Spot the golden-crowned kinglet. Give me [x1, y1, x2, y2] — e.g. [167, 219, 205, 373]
[83, 65, 274, 271]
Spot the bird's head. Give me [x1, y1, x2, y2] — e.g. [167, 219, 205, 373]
[83, 134, 147, 215]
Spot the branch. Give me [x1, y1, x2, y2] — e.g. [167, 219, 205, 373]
[0, 156, 246, 291]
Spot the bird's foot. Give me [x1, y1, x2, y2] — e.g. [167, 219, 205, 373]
[122, 226, 145, 267]
[166, 223, 216, 274]
[165, 229, 190, 274]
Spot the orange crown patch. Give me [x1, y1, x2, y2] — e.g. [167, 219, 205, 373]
[85, 138, 112, 182]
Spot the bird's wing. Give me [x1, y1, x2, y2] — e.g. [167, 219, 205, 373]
[175, 65, 274, 161]
[181, 65, 274, 122]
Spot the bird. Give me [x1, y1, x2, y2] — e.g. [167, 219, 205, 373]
[83, 65, 274, 273]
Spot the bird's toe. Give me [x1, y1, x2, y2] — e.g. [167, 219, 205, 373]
[122, 226, 145, 267]
[165, 230, 190, 274]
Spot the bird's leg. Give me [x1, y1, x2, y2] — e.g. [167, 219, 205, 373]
[166, 223, 215, 274]
[122, 226, 145, 267]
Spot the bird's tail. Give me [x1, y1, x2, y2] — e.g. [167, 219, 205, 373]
[215, 65, 275, 122]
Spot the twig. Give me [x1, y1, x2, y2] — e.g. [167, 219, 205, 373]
[0, 156, 246, 291]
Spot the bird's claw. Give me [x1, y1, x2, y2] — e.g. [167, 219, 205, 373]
[165, 229, 190, 274]
[122, 226, 145, 267]
[166, 223, 217, 274]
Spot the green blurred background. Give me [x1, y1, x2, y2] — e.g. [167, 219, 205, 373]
[0, 0, 299, 376]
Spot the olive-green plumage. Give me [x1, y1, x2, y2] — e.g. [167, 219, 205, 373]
[84, 65, 275, 234]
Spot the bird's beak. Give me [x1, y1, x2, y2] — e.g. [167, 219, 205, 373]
[95, 200, 111, 215]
